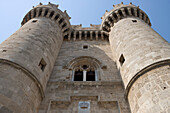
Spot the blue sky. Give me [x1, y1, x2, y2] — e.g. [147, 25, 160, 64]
[0, 0, 170, 43]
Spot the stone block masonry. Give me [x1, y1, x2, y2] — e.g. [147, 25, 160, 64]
[0, 2, 169, 113]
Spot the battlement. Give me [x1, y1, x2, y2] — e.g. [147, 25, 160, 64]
[71, 24, 101, 30]
[0, 2, 169, 113]
[20, 2, 152, 42]
[62, 24, 108, 41]
[21, 2, 71, 37]
[101, 2, 151, 32]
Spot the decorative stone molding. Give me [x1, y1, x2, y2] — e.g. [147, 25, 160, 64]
[0, 58, 44, 99]
[48, 81, 122, 86]
[66, 56, 102, 70]
[124, 59, 170, 99]
[66, 56, 103, 81]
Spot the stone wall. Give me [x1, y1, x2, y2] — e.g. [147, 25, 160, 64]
[109, 16, 170, 113]
[101, 3, 170, 113]
[50, 40, 120, 82]
[109, 17, 170, 89]
[0, 17, 63, 113]
[0, 63, 41, 113]
[38, 40, 131, 113]
[128, 64, 170, 113]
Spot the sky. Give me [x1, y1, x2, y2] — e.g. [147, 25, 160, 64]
[0, 0, 170, 43]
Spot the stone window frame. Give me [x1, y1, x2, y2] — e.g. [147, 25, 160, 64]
[66, 56, 102, 81]
[73, 64, 96, 81]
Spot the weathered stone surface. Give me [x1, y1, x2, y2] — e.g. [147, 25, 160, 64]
[38, 40, 131, 113]
[0, 3, 70, 113]
[128, 65, 170, 113]
[109, 17, 170, 89]
[105, 4, 170, 113]
[0, 2, 169, 113]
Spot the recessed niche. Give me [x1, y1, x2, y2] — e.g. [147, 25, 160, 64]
[82, 65, 88, 69]
[32, 20, 38, 23]
[83, 45, 88, 49]
[101, 65, 107, 70]
[132, 20, 137, 23]
[119, 54, 125, 66]
[2, 50, 7, 52]
[39, 58, 47, 71]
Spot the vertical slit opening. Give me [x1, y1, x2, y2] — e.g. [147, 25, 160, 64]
[118, 10, 123, 17]
[105, 22, 110, 27]
[131, 8, 135, 16]
[103, 27, 107, 32]
[92, 31, 96, 38]
[38, 8, 42, 17]
[92, 31, 96, 40]
[71, 32, 74, 38]
[124, 8, 129, 16]
[76, 32, 79, 39]
[63, 28, 69, 33]
[141, 13, 144, 20]
[137, 9, 140, 17]
[64, 35, 68, 40]
[113, 13, 118, 19]
[103, 34, 108, 40]
[33, 9, 36, 18]
[28, 12, 31, 19]
[87, 31, 90, 39]
[98, 31, 101, 38]
[82, 31, 85, 39]
[54, 14, 60, 20]
[49, 11, 54, 18]
[59, 18, 64, 24]
[24, 17, 27, 23]
[62, 23, 67, 29]
[44, 9, 48, 16]
[108, 17, 113, 23]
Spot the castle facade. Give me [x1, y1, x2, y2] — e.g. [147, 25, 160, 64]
[0, 2, 169, 113]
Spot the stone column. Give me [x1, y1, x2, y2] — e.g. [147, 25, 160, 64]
[101, 3, 170, 113]
[83, 71, 87, 81]
[0, 3, 70, 113]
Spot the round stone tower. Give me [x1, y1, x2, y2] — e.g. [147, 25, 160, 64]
[101, 2, 170, 113]
[0, 2, 70, 113]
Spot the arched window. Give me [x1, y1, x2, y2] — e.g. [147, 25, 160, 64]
[73, 64, 96, 81]
[66, 56, 101, 81]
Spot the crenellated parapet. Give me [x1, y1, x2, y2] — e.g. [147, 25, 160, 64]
[1, 2, 169, 113]
[21, 2, 71, 37]
[66, 30, 108, 41]
[101, 2, 151, 32]
[64, 24, 108, 41]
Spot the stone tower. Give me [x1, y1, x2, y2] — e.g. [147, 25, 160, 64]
[0, 2, 169, 113]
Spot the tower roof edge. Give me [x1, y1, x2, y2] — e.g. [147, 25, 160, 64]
[101, 3, 152, 32]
